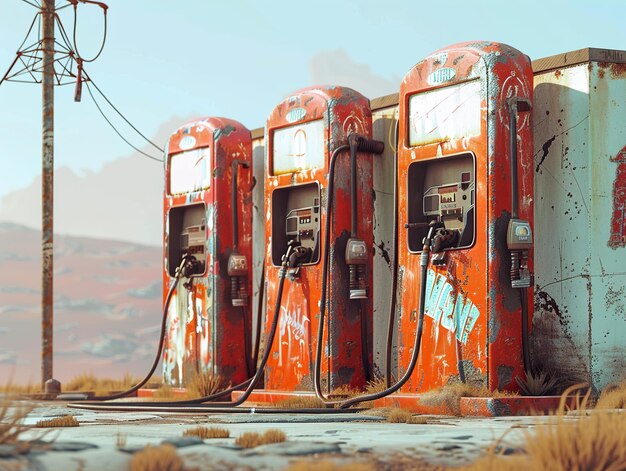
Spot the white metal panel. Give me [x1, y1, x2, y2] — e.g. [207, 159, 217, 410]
[533, 61, 626, 391]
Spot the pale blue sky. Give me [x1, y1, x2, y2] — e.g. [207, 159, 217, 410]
[1, 0, 624, 197]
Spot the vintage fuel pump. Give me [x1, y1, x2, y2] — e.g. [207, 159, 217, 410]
[396, 42, 535, 394]
[261, 86, 381, 396]
[163, 117, 254, 387]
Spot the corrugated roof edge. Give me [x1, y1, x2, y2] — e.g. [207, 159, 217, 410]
[532, 47, 626, 74]
[249, 48, 626, 138]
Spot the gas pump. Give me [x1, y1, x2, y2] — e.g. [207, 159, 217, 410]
[261, 86, 381, 396]
[163, 117, 254, 387]
[396, 42, 535, 393]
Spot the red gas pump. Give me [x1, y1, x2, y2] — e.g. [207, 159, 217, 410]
[257, 86, 381, 399]
[395, 42, 535, 394]
[163, 117, 254, 387]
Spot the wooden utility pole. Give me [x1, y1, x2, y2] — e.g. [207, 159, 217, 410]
[41, 0, 55, 388]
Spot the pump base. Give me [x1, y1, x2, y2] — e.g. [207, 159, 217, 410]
[233, 390, 568, 416]
[372, 394, 568, 417]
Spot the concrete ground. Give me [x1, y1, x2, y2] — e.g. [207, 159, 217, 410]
[1, 400, 556, 470]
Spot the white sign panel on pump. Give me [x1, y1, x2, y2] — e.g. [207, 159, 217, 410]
[272, 119, 325, 175]
[408, 80, 481, 146]
[169, 147, 211, 194]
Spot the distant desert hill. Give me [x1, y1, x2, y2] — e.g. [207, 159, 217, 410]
[0, 222, 163, 384]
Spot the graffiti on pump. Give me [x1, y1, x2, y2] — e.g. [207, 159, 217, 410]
[277, 303, 310, 377]
[424, 269, 480, 344]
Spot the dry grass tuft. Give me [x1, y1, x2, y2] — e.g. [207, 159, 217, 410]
[235, 429, 287, 448]
[0, 383, 41, 395]
[130, 444, 184, 471]
[329, 385, 362, 398]
[152, 385, 177, 401]
[275, 396, 326, 409]
[516, 370, 560, 396]
[186, 370, 225, 398]
[183, 426, 230, 439]
[596, 379, 626, 409]
[35, 415, 79, 428]
[463, 384, 626, 471]
[364, 378, 387, 395]
[261, 428, 287, 444]
[65, 372, 141, 395]
[386, 408, 428, 424]
[285, 460, 375, 471]
[234, 431, 262, 448]
[0, 395, 34, 445]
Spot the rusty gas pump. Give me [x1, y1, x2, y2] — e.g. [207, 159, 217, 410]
[163, 118, 254, 387]
[257, 86, 382, 399]
[394, 42, 535, 394]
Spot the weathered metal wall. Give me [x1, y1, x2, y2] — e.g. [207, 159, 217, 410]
[532, 52, 626, 391]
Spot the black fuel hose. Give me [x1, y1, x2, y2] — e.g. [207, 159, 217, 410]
[71, 245, 293, 410]
[385, 120, 399, 388]
[68, 403, 361, 414]
[313, 137, 384, 405]
[507, 97, 533, 375]
[520, 289, 531, 373]
[313, 144, 349, 405]
[337, 225, 439, 409]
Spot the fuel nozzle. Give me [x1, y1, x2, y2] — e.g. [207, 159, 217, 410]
[227, 252, 249, 307]
[181, 255, 204, 290]
[345, 238, 368, 299]
[507, 219, 533, 288]
[286, 244, 312, 280]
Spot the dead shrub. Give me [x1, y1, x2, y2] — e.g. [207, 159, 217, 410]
[130, 444, 183, 471]
[285, 460, 375, 471]
[182, 426, 229, 439]
[0, 396, 33, 445]
[596, 379, 626, 409]
[364, 377, 387, 395]
[152, 385, 177, 401]
[35, 415, 79, 428]
[387, 408, 428, 424]
[65, 372, 140, 395]
[187, 370, 225, 398]
[261, 428, 286, 444]
[516, 370, 560, 396]
[275, 396, 326, 409]
[329, 385, 362, 398]
[235, 429, 287, 448]
[234, 431, 262, 448]
[464, 384, 626, 471]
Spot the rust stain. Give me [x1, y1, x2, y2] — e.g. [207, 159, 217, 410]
[610, 62, 626, 78]
[554, 69, 562, 79]
[608, 145, 626, 249]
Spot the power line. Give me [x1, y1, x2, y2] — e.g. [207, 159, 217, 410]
[84, 80, 164, 162]
[83, 71, 165, 153]
[71, 0, 108, 63]
[21, 0, 41, 8]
